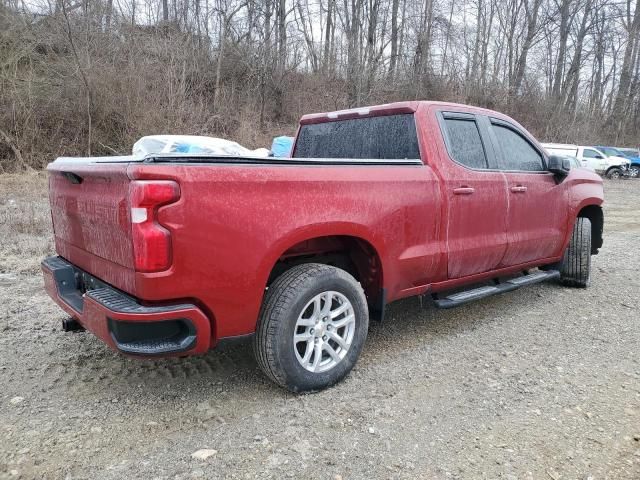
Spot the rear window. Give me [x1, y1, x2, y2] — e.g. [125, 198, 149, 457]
[293, 114, 420, 159]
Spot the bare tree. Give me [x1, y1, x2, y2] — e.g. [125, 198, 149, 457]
[3, 0, 640, 172]
[511, 0, 544, 93]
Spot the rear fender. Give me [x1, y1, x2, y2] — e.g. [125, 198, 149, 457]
[257, 222, 386, 295]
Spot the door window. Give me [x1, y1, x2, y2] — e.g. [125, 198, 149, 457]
[583, 149, 602, 159]
[493, 124, 545, 172]
[442, 118, 488, 169]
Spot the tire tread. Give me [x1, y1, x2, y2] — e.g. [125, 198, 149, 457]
[560, 217, 592, 288]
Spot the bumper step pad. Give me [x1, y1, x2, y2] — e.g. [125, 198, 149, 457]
[42, 256, 205, 356]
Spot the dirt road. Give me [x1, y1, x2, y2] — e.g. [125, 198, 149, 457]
[1, 174, 639, 479]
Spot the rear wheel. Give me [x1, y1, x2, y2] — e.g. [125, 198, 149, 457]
[606, 167, 622, 179]
[630, 165, 640, 178]
[253, 263, 369, 393]
[559, 217, 592, 288]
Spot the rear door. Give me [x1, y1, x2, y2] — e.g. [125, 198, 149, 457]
[487, 118, 567, 266]
[436, 112, 509, 279]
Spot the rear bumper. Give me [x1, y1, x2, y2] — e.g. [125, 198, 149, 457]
[42, 256, 211, 356]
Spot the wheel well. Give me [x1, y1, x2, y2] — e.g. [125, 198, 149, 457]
[577, 205, 603, 254]
[268, 235, 383, 309]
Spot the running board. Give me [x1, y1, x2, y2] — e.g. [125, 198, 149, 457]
[432, 270, 561, 309]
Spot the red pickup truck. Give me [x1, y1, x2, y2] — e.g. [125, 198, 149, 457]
[42, 101, 604, 392]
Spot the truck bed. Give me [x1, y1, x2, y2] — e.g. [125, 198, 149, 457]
[47, 153, 440, 340]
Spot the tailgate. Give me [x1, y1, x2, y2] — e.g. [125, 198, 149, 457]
[48, 159, 135, 293]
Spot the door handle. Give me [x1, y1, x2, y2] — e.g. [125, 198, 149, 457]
[510, 185, 527, 193]
[453, 187, 475, 195]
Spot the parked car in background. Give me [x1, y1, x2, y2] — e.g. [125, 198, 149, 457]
[576, 146, 630, 179]
[542, 143, 579, 158]
[616, 147, 640, 178]
[618, 147, 639, 157]
[541, 144, 592, 172]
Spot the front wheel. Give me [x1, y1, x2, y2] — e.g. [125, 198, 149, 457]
[606, 167, 622, 179]
[253, 263, 369, 393]
[559, 217, 592, 288]
[630, 165, 640, 178]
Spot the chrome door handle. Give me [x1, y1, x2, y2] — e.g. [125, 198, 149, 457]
[453, 187, 475, 195]
[510, 185, 527, 193]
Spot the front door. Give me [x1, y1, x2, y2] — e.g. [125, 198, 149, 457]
[580, 147, 607, 172]
[488, 118, 568, 266]
[437, 112, 509, 279]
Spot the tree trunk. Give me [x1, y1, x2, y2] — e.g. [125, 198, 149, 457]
[511, 0, 543, 93]
[611, 0, 640, 120]
[162, 0, 169, 22]
[414, 0, 433, 77]
[105, 0, 113, 30]
[551, 0, 571, 98]
[322, 0, 334, 74]
[213, 22, 226, 111]
[389, 0, 399, 77]
[562, 0, 593, 110]
[346, 0, 363, 106]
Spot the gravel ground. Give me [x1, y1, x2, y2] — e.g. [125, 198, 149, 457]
[1, 176, 639, 480]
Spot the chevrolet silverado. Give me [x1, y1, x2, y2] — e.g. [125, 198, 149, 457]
[42, 101, 604, 392]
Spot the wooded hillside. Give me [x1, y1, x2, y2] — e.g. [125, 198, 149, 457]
[1, 0, 639, 170]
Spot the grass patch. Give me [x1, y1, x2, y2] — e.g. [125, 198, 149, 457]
[0, 172, 53, 274]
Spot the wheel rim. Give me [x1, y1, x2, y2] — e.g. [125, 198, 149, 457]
[609, 170, 621, 179]
[293, 291, 356, 373]
[631, 167, 640, 178]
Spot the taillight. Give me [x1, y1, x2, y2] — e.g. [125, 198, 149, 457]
[129, 180, 180, 272]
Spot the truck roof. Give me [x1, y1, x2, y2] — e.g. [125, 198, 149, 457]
[299, 101, 507, 125]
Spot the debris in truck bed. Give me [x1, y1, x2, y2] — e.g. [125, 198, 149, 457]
[132, 135, 269, 158]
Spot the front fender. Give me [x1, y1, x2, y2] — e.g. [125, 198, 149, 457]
[555, 171, 604, 255]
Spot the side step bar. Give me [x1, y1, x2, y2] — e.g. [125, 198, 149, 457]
[432, 270, 560, 309]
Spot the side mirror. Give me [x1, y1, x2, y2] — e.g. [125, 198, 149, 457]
[594, 154, 604, 159]
[548, 155, 571, 177]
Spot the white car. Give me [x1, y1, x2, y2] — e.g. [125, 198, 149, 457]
[542, 143, 629, 178]
[577, 146, 630, 178]
[541, 143, 593, 172]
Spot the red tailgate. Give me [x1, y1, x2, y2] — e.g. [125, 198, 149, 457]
[48, 161, 136, 293]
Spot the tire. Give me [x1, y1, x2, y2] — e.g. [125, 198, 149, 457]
[630, 165, 640, 178]
[559, 217, 592, 288]
[606, 167, 622, 179]
[253, 263, 369, 393]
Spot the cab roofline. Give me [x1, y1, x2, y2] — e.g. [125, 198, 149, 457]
[299, 102, 420, 125]
[298, 100, 508, 125]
